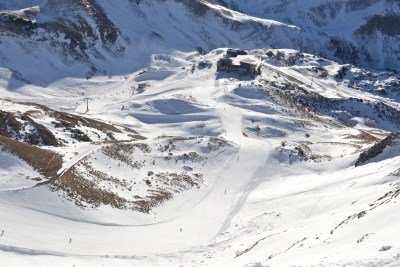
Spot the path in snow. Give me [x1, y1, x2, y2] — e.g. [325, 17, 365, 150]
[0, 71, 273, 257]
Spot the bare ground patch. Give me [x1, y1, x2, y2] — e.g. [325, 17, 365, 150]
[52, 166, 127, 209]
[0, 136, 62, 178]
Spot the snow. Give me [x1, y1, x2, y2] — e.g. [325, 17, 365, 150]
[0, 2, 399, 265]
[0, 149, 40, 191]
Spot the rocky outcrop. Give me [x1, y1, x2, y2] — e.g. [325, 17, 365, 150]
[0, 110, 60, 147]
[355, 132, 400, 166]
[0, 100, 138, 147]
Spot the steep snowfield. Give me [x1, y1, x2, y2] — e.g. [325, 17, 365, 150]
[0, 47, 399, 266]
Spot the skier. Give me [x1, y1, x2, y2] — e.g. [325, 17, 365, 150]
[179, 228, 182, 232]
[0, 230, 4, 236]
[69, 238, 72, 243]
[121, 105, 125, 111]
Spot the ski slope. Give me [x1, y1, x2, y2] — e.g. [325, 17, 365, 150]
[0, 48, 399, 266]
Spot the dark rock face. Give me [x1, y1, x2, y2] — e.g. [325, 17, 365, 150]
[355, 132, 400, 166]
[0, 110, 60, 147]
[0, 0, 122, 65]
[176, 0, 210, 17]
[75, 0, 119, 45]
[327, 37, 372, 67]
[345, 0, 381, 12]
[357, 15, 400, 37]
[0, 13, 38, 38]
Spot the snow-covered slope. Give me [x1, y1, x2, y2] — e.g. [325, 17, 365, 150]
[1, 1, 400, 266]
[0, 0, 399, 94]
[215, 0, 400, 70]
[0, 47, 399, 266]
[0, 0, 304, 90]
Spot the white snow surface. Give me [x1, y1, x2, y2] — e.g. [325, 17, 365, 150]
[0, 46, 399, 267]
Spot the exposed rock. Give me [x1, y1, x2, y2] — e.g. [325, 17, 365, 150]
[356, 132, 400, 166]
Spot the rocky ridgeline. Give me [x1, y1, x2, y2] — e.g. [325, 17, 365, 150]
[0, 0, 398, 85]
[356, 132, 400, 166]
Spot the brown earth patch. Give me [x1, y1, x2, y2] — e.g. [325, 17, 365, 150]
[0, 136, 62, 177]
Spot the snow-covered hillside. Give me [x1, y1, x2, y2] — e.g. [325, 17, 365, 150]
[0, 0, 304, 90]
[0, 47, 399, 266]
[0, 1, 400, 266]
[0, 0, 399, 92]
[216, 0, 400, 70]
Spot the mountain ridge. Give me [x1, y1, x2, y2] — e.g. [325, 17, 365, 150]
[0, 0, 399, 93]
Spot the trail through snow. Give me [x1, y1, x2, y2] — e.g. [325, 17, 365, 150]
[1, 50, 400, 266]
[0, 70, 272, 259]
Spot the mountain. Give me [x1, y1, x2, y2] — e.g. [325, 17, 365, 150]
[0, 0, 304, 89]
[216, 0, 400, 70]
[0, 0, 399, 91]
[0, 1, 400, 266]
